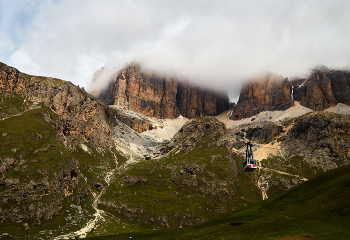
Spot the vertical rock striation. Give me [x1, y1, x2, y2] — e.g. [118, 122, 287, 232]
[229, 66, 350, 121]
[94, 62, 229, 119]
[292, 66, 350, 111]
[229, 73, 292, 120]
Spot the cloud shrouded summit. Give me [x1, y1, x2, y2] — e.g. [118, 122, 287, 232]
[1, 0, 350, 100]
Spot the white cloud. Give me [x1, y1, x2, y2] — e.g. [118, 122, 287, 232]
[0, 0, 349, 101]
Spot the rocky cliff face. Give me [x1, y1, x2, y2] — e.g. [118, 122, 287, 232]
[229, 67, 350, 121]
[0, 62, 120, 227]
[229, 73, 292, 120]
[0, 62, 117, 150]
[161, 116, 227, 154]
[0, 157, 83, 223]
[94, 62, 229, 120]
[281, 111, 350, 170]
[292, 67, 350, 111]
[25, 82, 117, 150]
[0, 62, 28, 94]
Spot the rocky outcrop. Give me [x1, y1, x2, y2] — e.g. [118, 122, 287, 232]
[229, 73, 292, 120]
[245, 122, 283, 143]
[0, 62, 118, 150]
[161, 116, 227, 154]
[93, 62, 229, 119]
[121, 175, 148, 185]
[0, 158, 86, 223]
[112, 107, 154, 133]
[281, 111, 350, 171]
[229, 66, 350, 121]
[292, 67, 350, 111]
[176, 82, 229, 118]
[0, 62, 28, 94]
[25, 82, 117, 149]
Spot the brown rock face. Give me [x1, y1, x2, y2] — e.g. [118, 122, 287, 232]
[25, 82, 116, 149]
[229, 73, 292, 120]
[95, 63, 229, 119]
[0, 62, 28, 94]
[229, 66, 350, 121]
[0, 62, 116, 150]
[281, 111, 350, 171]
[113, 107, 154, 133]
[161, 116, 227, 154]
[292, 67, 350, 110]
[176, 82, 229, 118]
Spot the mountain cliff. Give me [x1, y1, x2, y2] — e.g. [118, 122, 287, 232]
[229, 66, 350, 121]
[92, 62, 230, 120]
[2, 61, 350, 238]
[229, 73, 293, 120]
[292, 66, 350, 110]
[1, 62, 117, 150]
[0, 62, 122, 235]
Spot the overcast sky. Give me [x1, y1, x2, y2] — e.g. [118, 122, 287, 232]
[1, 0, 350, 101]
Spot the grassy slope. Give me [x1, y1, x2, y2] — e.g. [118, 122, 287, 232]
[258, 112, 350, 198]
[0, 92, 34, 119]
[0, 104, 95, 238]
[88, 164, 350, 240]
[0, 93, 132, 239]
[99, 126, 262, 230]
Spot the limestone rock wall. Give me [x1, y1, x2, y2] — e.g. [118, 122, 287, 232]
[0, 62, 116, 150]
[229, 67, 350, 121]
[25, 82, 116, 149]
[230, 73, 292, 120]
[292, 68, 350, 111]
[95, 63, 229, 119]
[0, 62, 28, 94]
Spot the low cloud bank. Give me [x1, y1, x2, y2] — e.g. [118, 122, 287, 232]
[2, 0, 349, 101]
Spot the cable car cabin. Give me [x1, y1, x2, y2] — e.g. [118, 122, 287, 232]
[243, 158, 257, 172]
[243, 142, 257, 172]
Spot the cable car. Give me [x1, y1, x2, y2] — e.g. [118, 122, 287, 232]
[243, 142, 257, 172]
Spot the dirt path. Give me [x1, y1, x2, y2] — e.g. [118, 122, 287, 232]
[259, 166, 308, 181]
[54, 190, 106, 239]
[0, 104, 42, 121]
[54, 154, 118, 239]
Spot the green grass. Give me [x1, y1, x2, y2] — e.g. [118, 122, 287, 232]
[99, 126, 262, 230]
[72, 143, 117, 189]
[260, 155, 322, 180]
[88, 164, 350, 240]
[0, 96, 135, 239]
[0, 92, 34, 118]
[0, 106, 96, 239]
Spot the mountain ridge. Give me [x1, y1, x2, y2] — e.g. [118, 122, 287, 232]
[229, 67, 350, 121]
[1, 61, 350, 239]
[91, 62, 230, 120]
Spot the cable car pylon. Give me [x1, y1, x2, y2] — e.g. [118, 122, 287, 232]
[243, 142, 257, 172]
